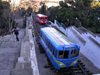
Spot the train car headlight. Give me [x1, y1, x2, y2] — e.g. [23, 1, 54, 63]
[45, 21, 47, 23]
[75, 60, 77, 63]
[59, 63, 64, 66]
[40, 21, 43, 23]
[56, 60, 66, 67]
[71, 59, 78, 66]
[73, 60, 77, 64]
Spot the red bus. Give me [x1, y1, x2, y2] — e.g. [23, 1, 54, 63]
[36, 14, 48, 24]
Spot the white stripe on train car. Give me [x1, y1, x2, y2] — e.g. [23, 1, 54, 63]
[48, 28, 70, 45]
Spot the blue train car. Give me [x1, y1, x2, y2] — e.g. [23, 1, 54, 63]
[39, 27, 80, 70]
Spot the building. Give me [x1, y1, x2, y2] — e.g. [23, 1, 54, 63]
[10, 0, 20, 7]
[1, 0, 64, 10]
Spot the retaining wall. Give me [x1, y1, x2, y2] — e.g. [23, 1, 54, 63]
[15, 17, 39, 75]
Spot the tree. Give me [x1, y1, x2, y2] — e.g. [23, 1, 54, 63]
[88, 11, 100, 32]
[47, 6, 59, 22]
[59, 1, 68, 8]
[74, 0, 84, 9]
[46, 0, 100, 33]
[64, 0, 73, 3]
[39, 3, 47, 15]
[83, 0, 92, 7]
[0, 1, 10, 28]
[0, 1, 16, 35]
[91, 1, 100, 9]
[26, 7, 32, 16]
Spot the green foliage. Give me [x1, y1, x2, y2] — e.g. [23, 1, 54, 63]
[89, 12, 100, 27]
[46, 0, 100, 33]
[83, 0, 92, 7]
[47, 6, 59, 22]
[59, 1, 68, 8]
[87, 27, 100, 33]
[91, 1, 100, 9]
[0, 1, 10, 9]
[0, 1, 15, 31]
[84, 10, 100, 33]
[56, 7, 82, 26]
[64, 0, 73, 3]
[26, 7, 32, 16]
[75, 0, 84, 9]
[39, 4, 47, 15]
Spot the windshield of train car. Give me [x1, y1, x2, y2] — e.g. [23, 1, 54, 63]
[59, 51, 69, 59]
[40, 17, 44, 20]
[71, 49, 79, 58]
[44, 17, 47, 20]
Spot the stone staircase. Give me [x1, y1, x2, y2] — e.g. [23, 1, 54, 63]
[0, 29, 32, 75]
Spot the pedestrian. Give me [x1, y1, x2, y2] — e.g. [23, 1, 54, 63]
[13, 27, 19, 41]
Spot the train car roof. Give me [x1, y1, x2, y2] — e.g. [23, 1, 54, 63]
[37, 14, 47, 17]
[41, 27, 77, 50]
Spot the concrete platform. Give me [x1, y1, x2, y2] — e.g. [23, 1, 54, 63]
[79, 54, 100, 74]
[11, 69, 32, 75]
[0, 70, 10, 75]
[0, 29, 27, 75]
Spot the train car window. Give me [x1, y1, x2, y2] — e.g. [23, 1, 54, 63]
[44, 17, 47, 20]
[52, 45, 54, 52]
[41, 32, 42, 37]
[44, 36, 46, 42]
[71, 50, 79, 58]
[50, 44, 52, 50]
[46, 38, 48, 45]
[40, 17, 44, 20]
[51, 45, 54, 52]
[49, 43, 51, 50]
[50, 44, 52, 51]
[59, 51, 69, 59]
[48, 42, 50, 49]
[45, 38, 47, 45]
[40, 31, 42, 37]
[64, 51, 69, 59]
[50, 44, 52, 52]
[47, 40, 48, 47]
[54, 50, 57, 58]
[43, 36, 45, 41]
[42, 34, 43, 39]
[53, 49, 55, 55]
[59, 51, 63, 59]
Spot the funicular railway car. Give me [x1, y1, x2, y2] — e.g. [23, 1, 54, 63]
[36, 14, 48, 24]
[39, 27, 80, 70]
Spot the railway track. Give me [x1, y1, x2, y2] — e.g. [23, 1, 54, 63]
[32, 20, 92, 75]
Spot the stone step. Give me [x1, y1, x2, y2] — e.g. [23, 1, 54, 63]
[0, 48, 19, 54]
[0, 41, 20, 48]
[11, 69, 32, 75]
[0, 29, 25, 43]
[0, 70, 10, 75]
[0, 35, 15, 42]
[0, 48, 19, 69]
[20, 41, 30, 57]
[15, 62, 31, 69]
